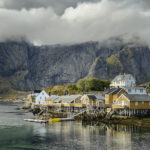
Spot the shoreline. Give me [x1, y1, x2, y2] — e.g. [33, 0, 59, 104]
[75, 112, 150, 128]
[101, 116, 150, 128]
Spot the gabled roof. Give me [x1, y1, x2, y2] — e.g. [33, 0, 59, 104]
[48, 95, 81, 103]
[105, 88, 123, 95]
[34, 90, 42, 93]
[47, 95, 60, 102]
[61, 95, 81, 103]
[86, 95, 97, 100]
[113, 88, 123, 94]
[105, 88, 116, 94]
[112, 74, 135, 82]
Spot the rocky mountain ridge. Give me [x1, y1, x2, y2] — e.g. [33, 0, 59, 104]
[0, 40, 150, 92]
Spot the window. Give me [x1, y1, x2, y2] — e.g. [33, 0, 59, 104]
[113, 100, 116, 103]
[125, 101, 128, 105]
[84, 100, 88, 104]
[128, 89, 131, 93]
[135, 102, 138, 106]
[140, 89, 143, 93]
[142, 102, 144, 104]
[119, 101, 121, 105]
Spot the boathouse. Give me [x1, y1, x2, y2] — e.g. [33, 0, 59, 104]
[81, 94, 98, 107]
[112, 94, 150, 116]
[105, 88, 127, 106]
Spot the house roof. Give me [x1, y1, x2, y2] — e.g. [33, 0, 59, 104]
[47, 95, 60, 102]
[124, 87, 147, 90]
[112, 74, 135, 82]
[86, 95, 97, 100]
[105, 88, 116, 94]
[105, 88, 123, 95]
[126, 94, 150, 101]
[34, 90, 42, 93]
[48, 95, 81, 103]
[61, 95, 81, 103]
[95, 94, 105, 101]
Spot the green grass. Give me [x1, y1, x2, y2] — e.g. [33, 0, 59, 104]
[139, 82, 150, 87]
[0, 90, 30, 99]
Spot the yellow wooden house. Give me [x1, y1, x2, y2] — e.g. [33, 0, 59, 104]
[59, 95, 81, 104]
[45, 95, 60, 105]
[45, 95, 83, 108]
[105, 88, 127, 106]
[112, 94, 150, 110]
[27, 94, 37, 104]
[80, 95, 97, 107]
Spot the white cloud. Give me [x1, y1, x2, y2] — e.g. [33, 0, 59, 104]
[0, 0, 99, 14]
[0, 0, 150, 45]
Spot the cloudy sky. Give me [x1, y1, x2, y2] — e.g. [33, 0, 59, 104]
[0, 0, 150, 45]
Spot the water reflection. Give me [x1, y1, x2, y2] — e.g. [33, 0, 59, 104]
[0, 102, 150, 150]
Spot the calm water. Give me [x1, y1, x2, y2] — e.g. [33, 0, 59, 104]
[0, 102, 150, 150]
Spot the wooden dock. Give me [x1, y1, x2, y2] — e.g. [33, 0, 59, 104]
[24, 119, 48, 123]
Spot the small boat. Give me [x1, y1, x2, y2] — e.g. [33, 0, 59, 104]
[24, 119, 48, 123]
[49, 118, 74, 123]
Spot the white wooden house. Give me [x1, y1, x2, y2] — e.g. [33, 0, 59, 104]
[110, 74, 136, 88]
[34, 90, 49, 105]
[124, 87, 147, 95]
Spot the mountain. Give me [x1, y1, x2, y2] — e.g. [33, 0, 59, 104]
[0, 40, 150, 92]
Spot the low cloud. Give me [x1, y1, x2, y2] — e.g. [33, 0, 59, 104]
[0, 0, 150, 45]
[0, 0, 99, 14]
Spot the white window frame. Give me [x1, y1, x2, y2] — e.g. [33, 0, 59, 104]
[135, 102, 138, 106]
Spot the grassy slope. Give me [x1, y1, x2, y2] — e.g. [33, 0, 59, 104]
[139, 82, 150, 87]
[0, 76, 30, 99]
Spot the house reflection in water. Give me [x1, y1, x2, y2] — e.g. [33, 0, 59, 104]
[106, 125, 132, 150]
[29, 121, 148, 150]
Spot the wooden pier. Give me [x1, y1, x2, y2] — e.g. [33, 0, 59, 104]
[24, 119, 48, 123]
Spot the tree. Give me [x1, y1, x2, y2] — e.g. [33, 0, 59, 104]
[77, 79, 88, 91]
[77, 78, 110, 92]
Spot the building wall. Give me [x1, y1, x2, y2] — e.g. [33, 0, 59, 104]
[110, 75, 136, 88]
[81, 95, 97, 106]
[74, 97, 81, 103]
[124, 88, 147, 95]
[105, 94, 112, 104]
[112, 95, 130, 109]
[35, 90, 49, 105]
[130, 101, 150, 109]
[45, 100, 53, 105]
[112, 94, 150, 109]
[105, 89, 127, 105]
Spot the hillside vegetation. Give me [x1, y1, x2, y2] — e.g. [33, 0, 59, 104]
[45, 78, 110, 95]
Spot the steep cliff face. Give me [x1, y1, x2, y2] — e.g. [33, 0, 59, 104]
[0, 41, 150, 92]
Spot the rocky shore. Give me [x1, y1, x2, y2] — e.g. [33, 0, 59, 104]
[22, 103, 150, 128]
[75, 111, 150, 128]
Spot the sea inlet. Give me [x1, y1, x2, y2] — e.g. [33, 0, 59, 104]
[0, 102, 150, 150]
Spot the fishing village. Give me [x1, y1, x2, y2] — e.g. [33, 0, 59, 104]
[24, 73, 150, 127]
